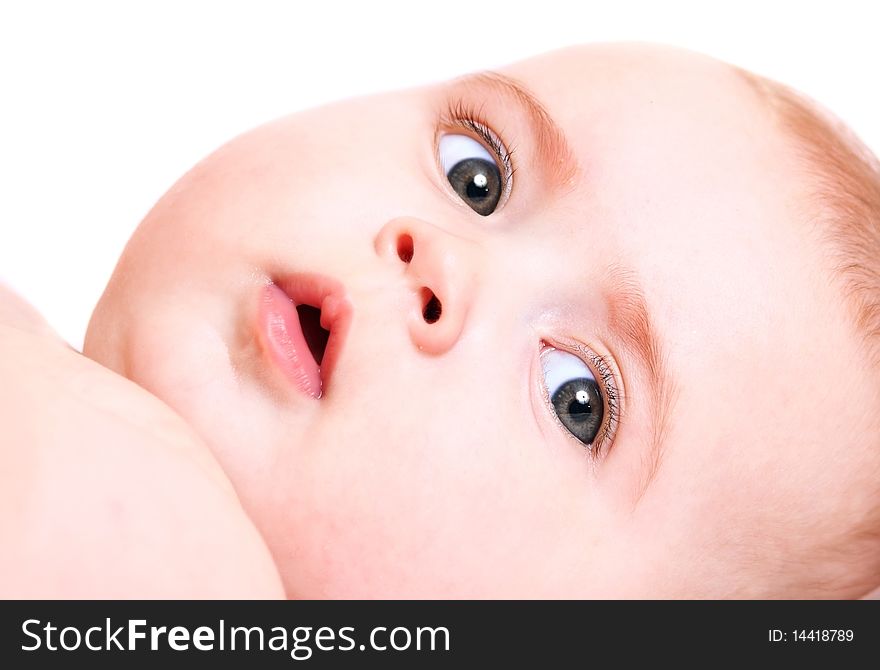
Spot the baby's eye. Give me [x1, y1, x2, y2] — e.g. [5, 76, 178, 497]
[438, 134, 503, 216]
[540, 347, 604, 447]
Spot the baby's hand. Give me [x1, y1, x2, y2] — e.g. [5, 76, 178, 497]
[0, 285, 284, 598]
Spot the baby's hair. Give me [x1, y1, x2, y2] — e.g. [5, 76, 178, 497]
[735, 67, 880, 370]
[735, 67, 880, 594]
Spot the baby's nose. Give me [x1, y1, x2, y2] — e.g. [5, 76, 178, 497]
[373, 216, 480, 355]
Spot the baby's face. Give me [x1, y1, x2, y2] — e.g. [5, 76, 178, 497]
[86, 43, 878, 597]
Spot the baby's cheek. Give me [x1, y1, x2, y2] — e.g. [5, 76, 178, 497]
[266, 409, 600, 597]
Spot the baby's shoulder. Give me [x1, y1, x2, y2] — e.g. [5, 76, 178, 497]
[0, 281, 60, 340]
[0, 287, 283, 598]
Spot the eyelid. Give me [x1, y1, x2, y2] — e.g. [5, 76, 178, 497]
[538, 339, 622, 458]
[434, 97, 517, 210]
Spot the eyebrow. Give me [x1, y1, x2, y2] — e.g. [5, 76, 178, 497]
[603, 266, 678, 505]
[448, 70, 581, 190]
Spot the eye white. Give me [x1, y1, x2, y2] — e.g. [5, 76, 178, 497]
[438, 134, 496, 175]
[540, 347, 596, 395]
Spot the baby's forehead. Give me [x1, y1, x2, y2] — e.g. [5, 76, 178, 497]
[465, 44, 779, 186]
[494, 42, 757, 111]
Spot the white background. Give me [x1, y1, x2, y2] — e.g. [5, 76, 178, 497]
[1, 0, 878, 349]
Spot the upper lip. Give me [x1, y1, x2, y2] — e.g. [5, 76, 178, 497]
[272, 272, 352, 395]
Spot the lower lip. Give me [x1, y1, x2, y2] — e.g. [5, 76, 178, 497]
[257, 283, 322, 398]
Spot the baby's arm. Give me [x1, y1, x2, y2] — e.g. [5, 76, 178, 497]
[0, 284, 284, 598]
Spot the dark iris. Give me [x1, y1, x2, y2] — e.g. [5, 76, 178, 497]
[551, 377, 604, 446]
[446, 157, 502, 216]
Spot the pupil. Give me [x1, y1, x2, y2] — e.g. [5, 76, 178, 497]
[568, 398, 592, 420]
[446, 157, 502, 216]
[466, 177, 490, 200]
[550, 376, 603, 446]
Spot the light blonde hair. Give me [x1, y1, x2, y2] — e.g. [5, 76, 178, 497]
[736, 68, 880, 595]
[736, 68, 880, 369]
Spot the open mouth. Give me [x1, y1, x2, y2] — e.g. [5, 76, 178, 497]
[257, 274, 351, 400]
[295, 304, 329, 367]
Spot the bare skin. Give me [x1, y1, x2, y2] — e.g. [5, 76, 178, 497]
[81, 42, 880, 598]
[0, 284, 284, 598]
[5, 43, 878, 598]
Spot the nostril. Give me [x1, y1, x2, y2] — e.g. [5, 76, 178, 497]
[397, 234, 414, 264]
[421, 288, 442, 324]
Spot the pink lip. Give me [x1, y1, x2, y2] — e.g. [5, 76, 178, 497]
[256, 273, 351, 399]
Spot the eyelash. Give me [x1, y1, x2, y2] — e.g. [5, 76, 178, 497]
[437, 97, 621, 457]
[436, 97, 517, 202]
[584, 348, 621, 455]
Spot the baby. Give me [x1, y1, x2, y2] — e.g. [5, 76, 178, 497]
[3, 42, 879, 598]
